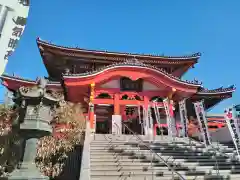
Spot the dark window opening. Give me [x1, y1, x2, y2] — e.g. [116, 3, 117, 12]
[96, 93, 112, 99]
[156, 127, 168, 135]
[208, 125, 218, 129]
[120, 77, 143, 92]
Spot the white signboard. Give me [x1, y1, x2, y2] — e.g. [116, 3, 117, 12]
[112, 115, 122, 135]
[0, 0, 30, 75]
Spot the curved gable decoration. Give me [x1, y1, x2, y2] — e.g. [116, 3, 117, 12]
[63, 65, 201, 93]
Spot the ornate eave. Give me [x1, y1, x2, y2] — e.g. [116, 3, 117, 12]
[0, 74, 61, 92]
[190, 86, 236, 110]
[63, 61, 202, 88]
[37, 38, 200, 79]
[197, 86, 236, 95]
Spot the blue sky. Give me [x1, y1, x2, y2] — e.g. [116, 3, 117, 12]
[0, 0, 240, 113]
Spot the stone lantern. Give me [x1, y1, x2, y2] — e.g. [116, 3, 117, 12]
[8, 78, 62, 180]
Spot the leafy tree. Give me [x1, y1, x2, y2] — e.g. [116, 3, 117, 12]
[0, 102, 86, 178]
[36, 102, 86, 178]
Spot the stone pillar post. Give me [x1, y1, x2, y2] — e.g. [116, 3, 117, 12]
[8, 78, 61, 180]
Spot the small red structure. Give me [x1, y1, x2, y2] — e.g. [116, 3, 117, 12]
[0, 38, 235, 136]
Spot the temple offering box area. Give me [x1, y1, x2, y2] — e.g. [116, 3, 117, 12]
[0, 38, 235, 136]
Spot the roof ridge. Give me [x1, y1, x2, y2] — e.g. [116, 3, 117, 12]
[198, 85, 236, 93]
[36, 37, 201, 60]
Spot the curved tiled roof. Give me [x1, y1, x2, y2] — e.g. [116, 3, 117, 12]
[63, 60, 202, 87]
[37, 38, 201, 63]
[0, 74, 61, 86]
[1, 74, 35, 83]
[198, 85, 236, 94]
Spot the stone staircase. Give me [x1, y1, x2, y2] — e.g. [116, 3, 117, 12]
[150, 137, 240, 179]
[89, 134, 240, 180]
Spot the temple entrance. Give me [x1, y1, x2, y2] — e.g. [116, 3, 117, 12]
[96, 120, 109, 134]
[153, 107, 168, 135]
[121, 105, 143, 135]
[156, 126, 168, 135]
[93, 91, 169, 135]
[95, 104, 113, 134]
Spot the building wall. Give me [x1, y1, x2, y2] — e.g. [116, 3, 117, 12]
[100, 79, 160, 91]
[0, 0, 29, 75]
[142, 81, 159, 91]
[101, 79, 119, 88]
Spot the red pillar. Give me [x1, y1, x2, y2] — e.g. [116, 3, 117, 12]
[114, 93, 120, 115]
[89, 103, 94, 129]
[89, 83, 95, 130]
[144, 96, 149, 109]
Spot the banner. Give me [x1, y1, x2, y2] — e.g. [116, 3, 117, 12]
[153, 103, 161, 134]
[138, 105, 144, 135]
[224, 108, 240, 159]
[148, 106, 154, 137]
[179, 99, 188, 137]
[233, 105, 240, 130]
[193, 101, 211, 147]
[0, 1, 30, 75]
[143, 107, 149, 135]
[163, 98, 176, 137]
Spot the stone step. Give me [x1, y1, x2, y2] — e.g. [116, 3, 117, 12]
[91, 157, 158, 161]
[90, 155, 153, 160]
[90, 175, 238, 180]
[90, 161, 175, 166]
[90, 170, 182, 176]
[90, 166, 169, 171]
[197, 161, 240, 166]
[90, 147, 207, 154]
[91, 162, 193, 172]
[90, 153, 181, 163]
[90, 150, 143, 155]
[90, 147, 215, 155]
[90, 146, 139, 149]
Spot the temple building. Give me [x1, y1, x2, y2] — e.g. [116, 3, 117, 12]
[0, 38, 236, 135]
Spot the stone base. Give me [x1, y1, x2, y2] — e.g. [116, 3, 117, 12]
[112, 115, 122, 135]
[8, 163, 48, 180]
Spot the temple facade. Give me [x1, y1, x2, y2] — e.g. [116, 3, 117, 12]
[0, 38, 236, 136]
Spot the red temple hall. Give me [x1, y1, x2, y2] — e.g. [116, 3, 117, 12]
[0, 38, 235, 136]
